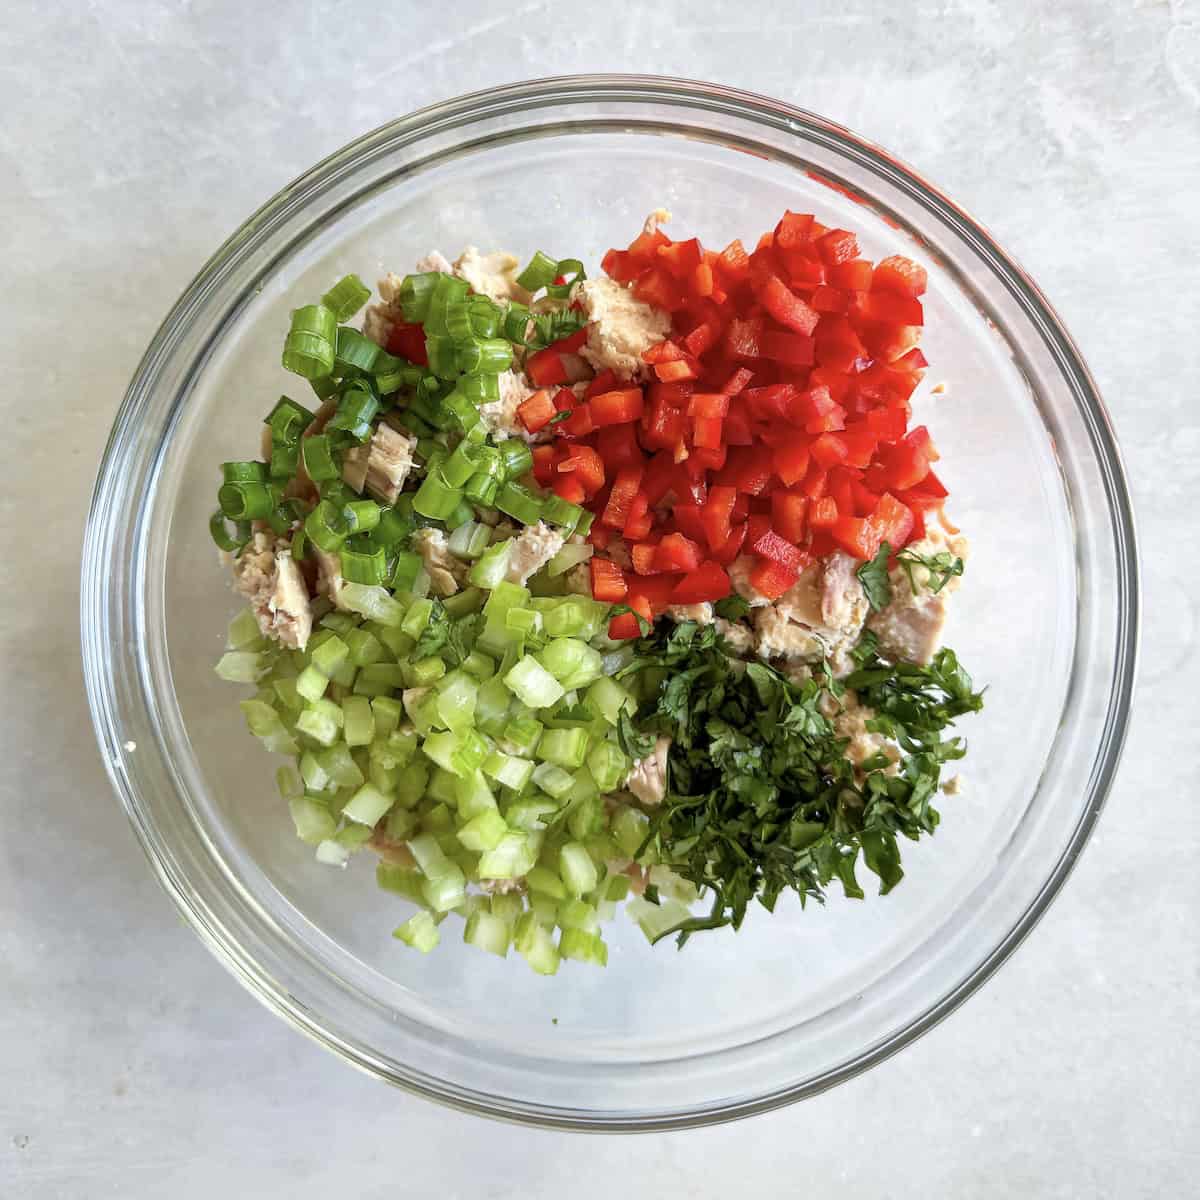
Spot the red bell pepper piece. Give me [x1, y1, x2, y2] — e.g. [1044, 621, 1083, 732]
[859, 321, 923, 363]
[810, 432, 850, 469]
[622, 494, 653, 541]
[602, 248, 639, 283]
[757, 275, 820, 336]
[816, 229, 859, 267]
[671, 561, 731, 605]
[748, 557, 798, 601]
[811, 285, 849, 314]
[861, 291, 925, 326]
[809, 496, 838, 529]
[830, 515, 879, 561]
[690, 261, 715, 298]
[872, 254, 928, 297]
[717, 239, 751, 282]
[385, 321, 428, 366]
[601, 465, 644, 529]
[840, 429, 879, 468]
[657, 237, 703, 278]
[868, 492, 915, 549]
[701, 485, 737, 550]
[590, 388, 645, 426]
[526, 344, 571, 387]
[688, 392, 730, 419]
[773, 437, 811, 487]
[865, 407, 909, 442]
[627, 574, 682, 616]
[683, 322, 718, 357]
[672, 503, 706, 543]
[761, 330, 815, 367]
[723, 316, 764, 360]
[827, 259, 874, 290]
[631, 541, 662, 575]
[552, 473, 587, 504]
[531, 444, 560, 486]
[608, 595, 651, 640]
[586, 369, 620, 398]
[635, 266, 685, 311]
[628, 227, 670, 260]
[750, 528, 806, 571]
[595, 424, 643, 470]
[517, 388, 558, 434]
[774, 210, 815, 249]
[732, 447, 773, 495]
[711, 521, 747, 565]
[693, 415, 724, 449]
[558, 402, 595, 439]
[589, 557, 627, 603]
[558, 444, 605, 495]
[772, 490, 809, 543]
[654, 532, 703, 573]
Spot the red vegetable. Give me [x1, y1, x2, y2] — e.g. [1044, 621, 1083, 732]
[671, 561, 731, 604]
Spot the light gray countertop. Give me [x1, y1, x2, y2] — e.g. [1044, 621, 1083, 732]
[2, 2, 1197, 1196]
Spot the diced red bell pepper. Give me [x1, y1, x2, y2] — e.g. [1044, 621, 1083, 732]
[828, 468, 856, 519]
[743, 384, 796, 422]
[558, 402, 595, 439]
[627, 574, 682, 617]
[622, 493, 653, 542]
[595, 424, 643, 470]
[552, 473, 587, 504]
[517, 388, 558, 433]
[635, 266, 686, 311]
[641, 396, 688, 451]
[773, 438, 811, 487]
[814, 317, 869, 373]
[772, 490, 809, 543]
[654, 358, 700, 383]
[721, 366, 755, 396]
[809, 495, 838, 529]
[840, 429, 879, 469]
[761, 330, 815, 367]
[861, 290, 924, 326]
[724, 407, 754, 446]
[872, 254, 928, 297]
[586, 369, 620, 398]
[810, 432, 850, 469]
[868, 492, 915, 549]
[748, 557, 798, 601]
[602, 248, 639, 283]
[531, 444, 560, 486]
[590, 388, 645, 426]
[657, 237, 703, 278]
[683, 322, 718, 357]
[758, 275, 820, 336]
[608, 593, 651, 640]
[827, 259, 874, 291]
[558, 444, 605, 495]
[851, 479, 881, 517]
[688, 392, 730, 419]
[830, 515, 879, 561]
[723, 316, 764, 360]
[640, 452, 679, 506]
[694, 415, 724, 449]
[745, 512, 772, 553]
[642, 340, 686, 366]
[671, 561, 732, 605]
[816, 229, 859, 267]
[774, 210, 815, 249]
[691, 444, 727, 471]
[750, 528, 807, 572]
[780, 250, 826, 289]
[590, 557, 627, 602]
[865, 407, 909, 442]
[811, 285, 849, 314]
[526, 344, 571, 387]
[627, 227, 670, 261]
[731, 447, 773, 495]
[711, 521, 748, 565]
[690, 261, 715, 298]
[800, 462, 829, 501]
[601, 465, 644, 529]
[654, 532, 703, 573]
[631, 541, 662, 575]
[673, 503, 706, 543]
[385, 321, 428, 366]
[859, 321, 923, 363]
[717, 239, 751, 282]
[701, 484, 737, 550]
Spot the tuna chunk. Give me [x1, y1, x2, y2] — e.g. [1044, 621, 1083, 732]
[504, 521, 565, 585]
[714, 617, 756, 656]
[825, 690, 899, 772]
[453, 246, 531, 304]
[666, 602, 713, 623]
[413, 528, 468, 597]
[231, 531, 314, 650]
[362, 423, 416, 503]
[577, 277, 671, 380]
[753, 605, 827, 662]
[624, 736, 671, 807]
[642, 207, 672, 236]
[820, 552, 869, 631]
[867, 531, 970, 665]
[413, 250, 453, 275]
[313, 546, 349, 611]
[563, 563, 592, 595]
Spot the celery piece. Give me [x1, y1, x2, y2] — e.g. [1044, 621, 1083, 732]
[341, 695, 375, 747]
[276, 765, 303, 801]
[288, 796, 336, 845]
[215, 650, 267, 684]
[316, 743, 363, 788]
[625, 896, 693, 944]
[586, 741, 627, 794]
[456, 809, 508, 852]
[525, 865, 567, 899]
[490, 893, 524, 925]
[531, 761, 574, 800]
[648, 865, 701, 905]
[478, 832, 536, 880]
[295, 664, 329, 703]
[536, 638, 601, 684]
[401, 597, 435, 640]
[558, 927, 608, 966]
[376, 861, 425, 904]
[315, 839, 351, 868]
[378, 625, 416, 660]
[424, 802, 454, 832]
[461, 650, 495, 680]
[406, 656, 446, 688]
[474, 676, 512, 737]
[369, 758, 400, 795]
[538, 727, 589, 770]
[342, 782, 393, 826]
[340, 582, 406, 627]
[612, 806, 650, 859]
[311, 634, 349, 677]
[344, 628, 384, 667]
[435, 671, 478, 734]
[568, 793, 604, 841]
[226, 607, 264, 650]
[463, 910, 510, 958]
[272, 677, 304, 713]
[394, 760, 430, 809]
[482, 750, 535, 792]
[456, 769, 498, 819]
[558, 898, 599, 933]
[393, 910, 441, 953]
[383, 805, 416, 843]
[585, 677, 636, 726]
[604, 873, 631, 903]
[335, 822, 374, 851]
[408, 832, 447, 874]
[427, 765, 460, 806]
[469, 540, 512, 589]
[517, 920, 560, 975]
[505, 797, 560, 832]
[299, 751, 331, 793]
[442, 587, 485, 619]
[422, 868, 466, 912]
[319, 610, 358, 635]
[503, 655, 565, 709]
[296, 704, 340, 746]
[500, 715, 543, 757]
[371, 726, 418, 770]
[546, 543, 593, 578]
[451, 729, 489, 776]
[529, 893, 559, 929]
[369, 696, 404, 738]
[559, 842, 598, 897]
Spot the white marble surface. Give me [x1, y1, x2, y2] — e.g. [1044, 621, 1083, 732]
[2, 1, 1197, 1196]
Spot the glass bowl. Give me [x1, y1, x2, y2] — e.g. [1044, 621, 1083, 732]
[81, 76, 1138, 1130]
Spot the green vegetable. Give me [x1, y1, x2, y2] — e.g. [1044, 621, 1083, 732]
[896, 547, 965, 595]
[855, 542, 894, 613]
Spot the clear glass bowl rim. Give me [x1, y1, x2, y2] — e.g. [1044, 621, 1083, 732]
[81, 74, 1139, 1130]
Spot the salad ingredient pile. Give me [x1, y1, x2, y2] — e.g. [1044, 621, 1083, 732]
[211, 209, 982, 973]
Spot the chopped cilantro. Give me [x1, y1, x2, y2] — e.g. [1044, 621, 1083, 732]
[714, 594, 751, 621]
[856, 542, 893, 612]
[896, 548, 965, 595]
[617, 621, 984, 946]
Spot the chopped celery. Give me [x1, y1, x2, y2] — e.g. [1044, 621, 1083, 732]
[344, 627, 384, 667]
[276, 765, 303, 801]
[435, 671, 478, 733]
[531, 761, 574, 799]
[558, 927, 608, 966]
[586, 741, 627, 793]
[500, 715, 543, 756]
[461, 650, 496, 680]
[503, 655, 565, 709]
[315, 839, 350, 867]
[310, 634, 349, 677]
[516, 918, 560, 975]
[538, 727, 589, 770]
[299, 750, 331, 793]
[342, 782, 393, 826]
[482, 750, 535, 791]
[317, 743, 364, 788]
[376, 861, 426, 904]
[340, 583, 406, 626]
[526, 865, 567, 899]
[288, 796, 336, 845]
[272, 677, 303, 713]
[401, 597, 435, 639]
[295, 664, 329, 703]
[383, 805, 417, 842]
[422, 869, 466, 912]
[625, 896, 693, 943]
[537, 638, 602, 685]
[394, 910, 441, 953]
[586, 676, 636, 725]
[371, 726, 418, 770]
[456, 769, 498, 818]
[468, 539, 513, 590]
[559, 842, 598, 896]
[341, 695, 375, 746]
[613, 805, 651, 858]
[529, 892, 560, 928]
[335, 822, 375, 851]
[604, 873, 631, 903]
[215, 650, 267, 684]
[424, 801, 454, 832]
[478, 832, 536, 880]
[296, 703, 340, 746]
[558, 898, 599, 933]
[505, 796, 560, 832]
[393, 760, 430, 809]
[457, 809, 508, 852]
[463, 910, 510, 958]
[370, 695, 404, 737]
[226, 607, 264, 650]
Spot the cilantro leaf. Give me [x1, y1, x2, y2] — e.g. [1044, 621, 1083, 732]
[714, 594, 751, 621]
[896, 548, 964, 595]
[412, 600, 449, 659]
[856, 542, 893, 612]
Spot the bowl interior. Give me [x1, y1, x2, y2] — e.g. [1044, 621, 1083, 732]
[95, 83, 1132, 1127]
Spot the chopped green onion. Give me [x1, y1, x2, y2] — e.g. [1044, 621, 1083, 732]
[502, 302, 531, 344]
[423, 272, 471, 336]
[340, 539, 387, 585]
[468, 295, 503, 338]
[328, 380, 381, 443]
[398, 272, 440, 324]
[265, 396, 314, 445]
[542, 494, 585, 532]
[269, 442, 299, 479]
[456, 337, 513, 376]
[304, 499, 350, 553]
[545, 257, 585, 299]
[424, 334, 459, 380]
[387, 550, 423, 592]
[341, 499, 381, 535]
[218, 480, 275, 521]
[335, 325, 381, 373]
[321, 274, 371, 322]
[372, 507, 415, 547]
[496, 482, 543, 525]
[516, 250, 560, 293]
[441, 440, 479, 488]
[498, 440, 533, 482]
[300, 433, 339, 482]
[282, 304, 337, 380]
[221, 460, 268, 483]
[411, 469, 462, 520]
[209, 511, 251, 553]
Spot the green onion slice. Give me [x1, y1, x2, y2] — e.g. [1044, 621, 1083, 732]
[320, 274, 371, 322]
